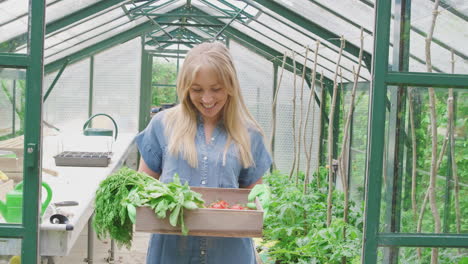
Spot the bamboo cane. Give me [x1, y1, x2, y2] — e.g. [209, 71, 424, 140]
[289, 51, 298, 179]
[270, 52, 288, 170]
[296, 46, 310, 185]
[326, 36, 345, 227]
[303, 41, 320, 194]
[425, 1, 442, 262]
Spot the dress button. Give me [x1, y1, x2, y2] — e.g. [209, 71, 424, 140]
[203, 156, 208, 160]
[211, 137, 215, 141]
[201, 180, 206, 185]
[201, 250, 206, 255]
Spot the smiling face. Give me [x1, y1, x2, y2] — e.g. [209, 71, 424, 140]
[188, 65, 229, 124]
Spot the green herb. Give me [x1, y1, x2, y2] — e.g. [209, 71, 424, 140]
[93, 167, 155, 248]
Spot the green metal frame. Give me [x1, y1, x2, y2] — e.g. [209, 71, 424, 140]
[139, 37, 153, 131]
[363, 0, 468, 263]
[43, 60, 69, 102]
[0, 1, 46, 263]
[362, 0, 392, 262]
[383, 0, 412, 262]
[88, 56, 94, 118]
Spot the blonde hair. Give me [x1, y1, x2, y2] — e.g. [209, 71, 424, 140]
[163, 41, 263, 168]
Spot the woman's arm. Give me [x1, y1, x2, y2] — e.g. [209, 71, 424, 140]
[138, 157, 161, 180]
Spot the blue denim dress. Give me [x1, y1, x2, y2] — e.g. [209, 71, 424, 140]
[135, 111, 272, 264]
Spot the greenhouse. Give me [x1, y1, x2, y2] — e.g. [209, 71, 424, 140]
[0, 0, 467, 263]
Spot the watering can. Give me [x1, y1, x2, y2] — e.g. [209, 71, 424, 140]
[83, 113, 118, 140]
[0, 181, 52, 223]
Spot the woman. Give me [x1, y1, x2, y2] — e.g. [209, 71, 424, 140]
[136, 41, 272, 264]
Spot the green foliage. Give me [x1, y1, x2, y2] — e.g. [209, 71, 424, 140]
[93, 167, 155, 248]
[0, 130, 23, 141]
[260, 170, 363, 263]
[152, 59, 177, 106]
[93, 167, 204, 248]
[0, 79, 25, 136]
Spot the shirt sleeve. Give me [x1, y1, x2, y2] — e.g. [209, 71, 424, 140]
[135, 112, 165, 174]
[238, 129, 272, 187]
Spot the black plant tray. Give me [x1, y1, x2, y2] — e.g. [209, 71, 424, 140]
[54, 151, 112, 167]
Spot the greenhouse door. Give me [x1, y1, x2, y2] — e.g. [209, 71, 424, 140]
[363, 0, 468, 263]
[0, 0, 46, 263]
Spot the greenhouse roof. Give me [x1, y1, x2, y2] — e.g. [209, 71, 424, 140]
[1, 0, 467, 83]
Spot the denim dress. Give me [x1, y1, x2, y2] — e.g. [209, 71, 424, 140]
[135, 111, 272, 264]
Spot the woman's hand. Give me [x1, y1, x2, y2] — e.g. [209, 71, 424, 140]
[138, 157, 161, 180]
[243, 178, 262, 189]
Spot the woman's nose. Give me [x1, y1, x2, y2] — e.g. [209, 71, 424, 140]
[201, 94, 213, 103]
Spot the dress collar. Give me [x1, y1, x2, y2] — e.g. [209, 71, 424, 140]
[196, 112, 225, 129]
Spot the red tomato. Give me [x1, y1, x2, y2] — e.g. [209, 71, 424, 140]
[218, 200, 229, 208]
[208, 200, 230, 209]
[230, 204, 246, 210]
[210, 203, 226, 209]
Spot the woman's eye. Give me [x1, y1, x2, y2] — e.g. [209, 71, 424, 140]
[191, 88, 202, 92]
[213, 88, 222, 92]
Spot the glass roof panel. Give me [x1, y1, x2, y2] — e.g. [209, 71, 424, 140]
[236, 0, 372, 80]
[0, 0, 28, 25]
[44, 8, 128, 51]
[311, 0, 374, 32]
[274, 0, 367, 53]
[44, 16, 148, 64]
[192, 0, 370, 82]
[243, 19, 362, 82]
[42, 0, 185, 65]
[45, 0, 102, 24]
[253, 13, 371, 81]
[0, 0, 28, 53]
[44, 16, 135, 58]
[229, 21, 337, 82]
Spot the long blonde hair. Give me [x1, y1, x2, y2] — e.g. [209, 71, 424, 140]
[163, 41, 263, 168]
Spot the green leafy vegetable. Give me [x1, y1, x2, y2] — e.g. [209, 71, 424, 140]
[93, 168, 204, 248]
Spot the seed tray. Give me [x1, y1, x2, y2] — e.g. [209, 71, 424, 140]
[54, 151, 112, 167]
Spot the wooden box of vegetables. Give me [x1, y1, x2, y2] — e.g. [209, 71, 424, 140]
[135, 187, 264, 237]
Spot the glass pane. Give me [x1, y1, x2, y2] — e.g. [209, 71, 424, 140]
[0, 238, 22, 259]
[0, 68, 26, 224]
[93, 38, 141, 133]
[43, 59, 90, 133]
[0, 0, 29, 53]
[151, 58, 178, 108]
[231, 40, 274, 140]
[409, 0, 468, 74]
[348, 82, 370, 202]
[380, 87, 467, 234]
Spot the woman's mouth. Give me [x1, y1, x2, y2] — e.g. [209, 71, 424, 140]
[202, 103, 215, 109]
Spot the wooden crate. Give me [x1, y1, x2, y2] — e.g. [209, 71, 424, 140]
[136, 187, 264, 237]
